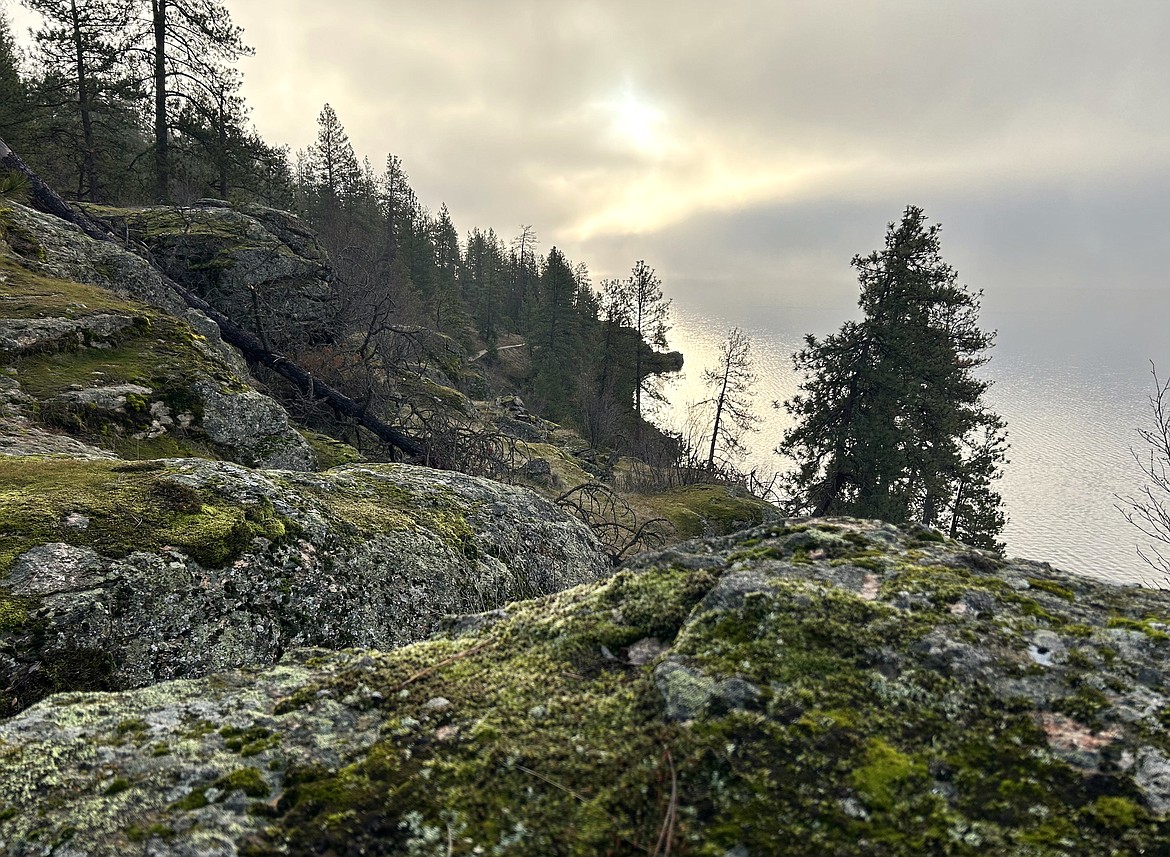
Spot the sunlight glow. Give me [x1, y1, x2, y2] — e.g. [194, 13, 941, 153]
[564, 155, 863, 241]
[601, 85, 667, 154]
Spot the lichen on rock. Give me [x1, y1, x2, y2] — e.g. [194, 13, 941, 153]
[0, 201, 315, 469]
[80, 202, 335, 349]
[0, 456, 609, 716]
[3, 519, 1170, 854]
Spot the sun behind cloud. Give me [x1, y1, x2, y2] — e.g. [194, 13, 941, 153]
[598, 83, 668, 155]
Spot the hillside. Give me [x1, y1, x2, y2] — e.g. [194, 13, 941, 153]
[2, 190, 1168, 855]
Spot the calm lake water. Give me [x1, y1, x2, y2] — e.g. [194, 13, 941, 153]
[661, 303, 1165, 586]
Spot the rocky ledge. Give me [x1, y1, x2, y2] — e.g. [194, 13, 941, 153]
[1, 518, 1168, 855]
[0, 456, 608, 717]
[0, 201, 314, 469]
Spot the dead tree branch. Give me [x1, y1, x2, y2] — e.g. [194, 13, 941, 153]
[0, 136, 424, 459]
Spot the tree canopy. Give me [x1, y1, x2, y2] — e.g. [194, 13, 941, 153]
[777, 206, 1008, 550]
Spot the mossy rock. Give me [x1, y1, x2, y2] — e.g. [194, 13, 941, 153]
[0, 205, 314, 469]
[78, 203, 334, 351]
[635, 482, 780, 539]
[0, 457, 288, 576]
[4, 519, 1170, 854]
[297, 429, 362, 470]
[0, 457, 607, 717]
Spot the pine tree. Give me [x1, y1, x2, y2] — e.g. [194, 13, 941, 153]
[429, 203, 463, 333]
[508, 225, 537, 328]
[626, 260, 671, 423]
[304, 103, 361, 216]
[529, 246, 582, 420]
[169, 73, 251, 199]
[0, 11, 31, 153]
[465, 227, 507, 342]
[142, 0, 252, 202]
[777, 206, 1008, 548]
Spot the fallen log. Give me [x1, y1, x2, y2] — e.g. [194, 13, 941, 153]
[0, 137, 425, 459]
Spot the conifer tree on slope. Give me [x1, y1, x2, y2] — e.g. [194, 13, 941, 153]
[142, 0, 251, 202]
[24, 0, 135, 201]
[0, 13, 28, 155]
[776, 206, 1008, 550]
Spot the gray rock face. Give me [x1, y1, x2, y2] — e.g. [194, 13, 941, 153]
[86, 203, 335, 348]
[0, 313, 137, 354]
[0, 457, 609, 713]
[8, 204, 191, 317]
[0, 202, 315, 471]
[5, 519, 1170, 854]
[195, 382, 314, 470]
[0, 416, 117, 459]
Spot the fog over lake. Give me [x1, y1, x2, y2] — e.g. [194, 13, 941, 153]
[663, 294, 1170, 587]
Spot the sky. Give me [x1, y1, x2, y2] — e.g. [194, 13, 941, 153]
[7, 0, 1170, 362]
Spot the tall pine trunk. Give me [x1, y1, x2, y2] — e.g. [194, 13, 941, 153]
[69, 1, 95, 200]
[152, 0, 168, 202]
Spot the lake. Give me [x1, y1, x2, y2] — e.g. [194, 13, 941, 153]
[660, 302, 1167, 586]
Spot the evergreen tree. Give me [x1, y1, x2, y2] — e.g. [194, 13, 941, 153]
[581, 277, 633, 446]
[777, 206, 1008, 548]
[168, 72, 253, 199]
[303, 103, 361, 218]
[625, 259, 671, 423]
[529, 246, 581, 419]
[0, 10, 32, 153]
[429, 203, 464, 333]
[25, 0, 137, 200]
[463, 228, 499, 342]
[508, 225, 537, 328]
[141, 0, 252, 201]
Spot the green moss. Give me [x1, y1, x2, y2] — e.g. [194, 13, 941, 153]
[104, 778, 131, 796]
[115, 718, 148, 736]
[1053, 685, 1111, 727]
[1107, 616, 1170, 642]
[80, 204, 250, 243]
[1085, 795, 1145, 829]
[284, 471, 478, 559]
[176, 720, 214, 742]
[297, 429, 361, 470]
[169, 789, 209, 812]
[215, 767, 270, 798]
[396, 374, 471, 416]
[0, 457, 293, 574]
[637, 484, 775, 539]
[880, 563, 1060, 625]
[220, 725, 280, 757]
[0, 590, 33, 631]
[852, 739, 929, 811]
[1027, 578, 1076, 601]
[125, 822, 174, 842]
[0, 257, 138, 318]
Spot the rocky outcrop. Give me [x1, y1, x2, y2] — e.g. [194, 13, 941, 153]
[0, 456, 609, 715]
[81, 202, 334, 348]
[0, 201, 315, 469]
[3, 519, 1169, 854]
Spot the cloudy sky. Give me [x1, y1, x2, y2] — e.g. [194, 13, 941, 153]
[9, 0, 1170, 360]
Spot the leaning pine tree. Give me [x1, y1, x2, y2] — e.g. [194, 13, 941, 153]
[776, 206, 1009, 551]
